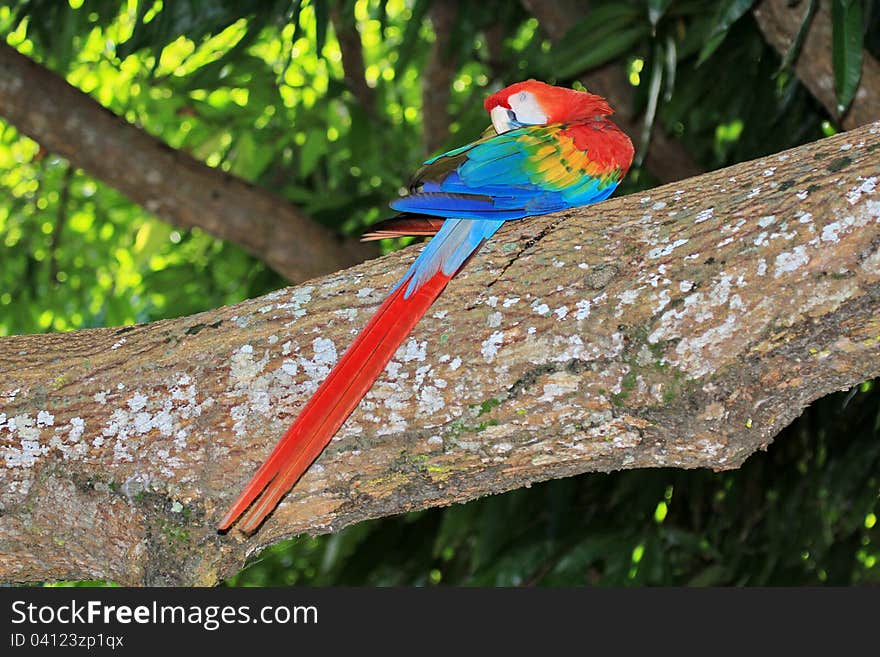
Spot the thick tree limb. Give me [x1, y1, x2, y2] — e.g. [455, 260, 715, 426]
[520, 0, 705, 183]
[754, 0, 880, 130]
[2, 123, 879, 585]
[0, 43, 375, 283]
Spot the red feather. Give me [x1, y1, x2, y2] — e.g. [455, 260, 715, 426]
[217, 269, 452, 533]
[484, 79, 613, 123]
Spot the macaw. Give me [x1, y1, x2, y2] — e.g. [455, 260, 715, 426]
[218, 80, 634, 533]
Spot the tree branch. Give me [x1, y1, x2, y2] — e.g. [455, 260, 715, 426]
[520, 0, 705, 183]
[0, 43, 375, 283]
[754, 0, 880, 130]
[2, 122, 879, 585]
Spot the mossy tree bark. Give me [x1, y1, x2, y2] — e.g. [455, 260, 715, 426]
[1, 122, 879, 585]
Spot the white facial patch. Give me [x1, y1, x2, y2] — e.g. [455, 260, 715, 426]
[508, 90, 547, 125]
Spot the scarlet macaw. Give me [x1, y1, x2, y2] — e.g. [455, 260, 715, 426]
[218, 80, 634, 533]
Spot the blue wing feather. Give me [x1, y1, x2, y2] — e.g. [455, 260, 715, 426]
[392, 127, 618, 223]
[390, 124, 621, 297]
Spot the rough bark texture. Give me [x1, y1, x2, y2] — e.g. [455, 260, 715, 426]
[755, 0, 880, 130]
[0, 43, 375, 283]
[2, 123, 880, 586]
[520, 0, 705, 184]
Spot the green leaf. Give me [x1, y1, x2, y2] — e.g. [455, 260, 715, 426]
[551, 24, 649, 79]
[230, 131, 276, 179]
[663, 34, 677, 101]
[347, 105, 373, 164]
[697, 0, 757, 66]
[774, 0, 817, 77]
[648, 0, 674, 28]
[182, 38, 265, 92]
[636, 43, 664, 167]
[688, 564, 730, 587]
[547, 4, 642, 78]
[117, 0, 283, 60]
[131, 222, 171, 269]
[831, 0, 864, 113]
[298, 130, 326, 177]
[556, 4, 640, 45]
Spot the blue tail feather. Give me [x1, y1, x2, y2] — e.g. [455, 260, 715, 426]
[394, 218, 505, 298]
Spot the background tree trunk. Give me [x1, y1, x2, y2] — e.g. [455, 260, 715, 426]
[422, 0, 459, 154]
[1, 122, 879, 586]
[0, 43, 375, 283]
[331, 5, 377, 118]
[754, 0, 880, 130]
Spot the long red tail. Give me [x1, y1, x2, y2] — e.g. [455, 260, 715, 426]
[217, 270, 452, 533]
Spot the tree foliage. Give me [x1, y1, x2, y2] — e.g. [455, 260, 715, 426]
[0, 0, 877, 585]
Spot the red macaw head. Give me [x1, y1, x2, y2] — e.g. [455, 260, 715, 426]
[484, 79, 614, 134]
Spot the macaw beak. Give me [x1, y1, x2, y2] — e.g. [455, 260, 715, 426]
[490, 105, 513, 134]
